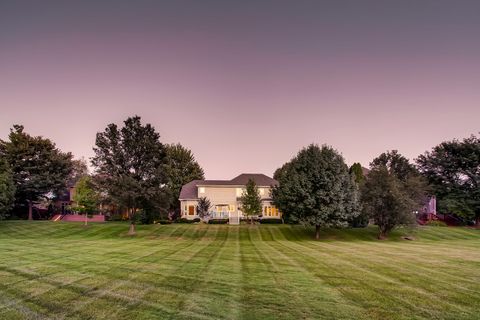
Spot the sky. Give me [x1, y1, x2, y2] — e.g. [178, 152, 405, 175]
[1, 0, 480, 179]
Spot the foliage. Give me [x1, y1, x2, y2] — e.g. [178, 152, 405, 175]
[425, 220, 447, 227]
[272, 144, 360, 239]
[208, 218, 228, 224]
[259, 218, 283, 224]
[239, 179, 262, 223]
[362, 151, 427, 239]
[416, 134, 480, 224]
[158, 220, 172, 225]
[92, 116, 170, 232]
[348, 163, 369, 227]
[175, 217, 198, 224]
[0, 125, 73, 220]
[72, 176, 99, 214]
[68, 158, 89, 186]
[196, 197, 211, 220]
[163, 143, 204, 211]
[0, 157, 16, 219]
[349, 162, 365, 184]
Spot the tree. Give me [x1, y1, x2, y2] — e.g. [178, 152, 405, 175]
[0, 125, 73, 220]
[92, 116, 170, 235]
[349, 163, 368, 227]
[68, 158, 89, 186]
[72, 176, 99, 225]
[196, 197, 211, 221]
[362, 151, 426, 239]
[239, 179, 262, 224]
[272, 144, 360, 239]
[349, 163, 365, 184]
[416, 135, 480, 225]
[163, 143, 204, 212]
[0, 157, 16, 219]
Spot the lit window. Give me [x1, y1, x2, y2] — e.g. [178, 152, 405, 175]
[199, 187, 205, 194]
[236, 188, 243, 197]
[259, 188, 264, 195]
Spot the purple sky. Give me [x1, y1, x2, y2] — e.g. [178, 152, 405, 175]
[1, 1, 480, 179]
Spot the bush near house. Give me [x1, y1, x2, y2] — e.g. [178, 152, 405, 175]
[259, 218, 283, 224]
[208, 219, 228, 224]
[158, 220, 172, 225]
[176, 217, 200, 224]
[425, 220, 448, 227]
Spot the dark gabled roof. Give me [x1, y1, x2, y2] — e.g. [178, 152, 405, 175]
[178, 174, 278, 200]
[229, 173, 278, 186]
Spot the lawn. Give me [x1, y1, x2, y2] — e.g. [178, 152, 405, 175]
[0, 222, 479, 320]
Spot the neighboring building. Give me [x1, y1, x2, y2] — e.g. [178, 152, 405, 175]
[179, 173, 281, 223]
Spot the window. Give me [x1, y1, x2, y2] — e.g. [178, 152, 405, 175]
[259, 188, 264, 196]
[199, 187, 205, 194]
[229, 204, 235, 212]
[236, 188, 243, 197]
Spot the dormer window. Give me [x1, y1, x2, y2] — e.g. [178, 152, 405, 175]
[199, 187, 205, 194]
[259, 188, 265, 196]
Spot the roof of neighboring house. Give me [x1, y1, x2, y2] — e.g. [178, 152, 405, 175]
[179, 174, 278, 200]
[362, 167, 370, 176]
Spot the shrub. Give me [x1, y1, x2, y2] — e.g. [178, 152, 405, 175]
[425, 220, 448, 227]
[260, 218, 283, 224]
[175, 218, 195, 224]
[107, 213, 124, 221]
[158, 220, 172, 225]
[192, 218, 201, 223]
[208, 219, 228, 224]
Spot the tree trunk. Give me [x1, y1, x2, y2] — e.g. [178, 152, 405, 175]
[128, 223, 136, 235]
[476, 216, 480, 227]
[378, 229, 387, 240]
[84, 213, 88, 226]
[28, 200, 33, 220]
[315, 225, 320, 240]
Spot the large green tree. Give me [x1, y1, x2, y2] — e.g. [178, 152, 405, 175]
[272, 144, 360, 239]
[416, 135, 480, 225]
[0, 125, 73, 220]
[92, 116, 170, 234]
[362, 151, 426, 239]
[163, 143, 204, 212]
[0, 157, 16, 219]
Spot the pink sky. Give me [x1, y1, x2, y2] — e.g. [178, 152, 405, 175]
[1, 1, 480, 179]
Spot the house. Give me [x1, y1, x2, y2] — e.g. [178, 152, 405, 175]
[179, 173, 281, 223]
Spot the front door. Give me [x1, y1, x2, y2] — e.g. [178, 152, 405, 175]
[188, 205, 195, 215]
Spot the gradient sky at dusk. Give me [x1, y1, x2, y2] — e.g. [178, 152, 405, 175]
[1, 0, 480, 179]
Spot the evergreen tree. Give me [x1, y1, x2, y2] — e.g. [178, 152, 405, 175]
[92, 116, 170, 234]
[349, 162, 368, 227]
[0, 157, 16, 219]
[0, 125, 73, 220]
[272, 144, 359, 239]
[362, 151, 426, 239]
[239, 179, 262, 224]
[163, 143, 204, 212]
[196, 197, 211, 221]
[349, 162, 365, 184]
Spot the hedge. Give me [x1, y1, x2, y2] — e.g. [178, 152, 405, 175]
[260, 218, 283, 224]
[208, 219, 228, 224]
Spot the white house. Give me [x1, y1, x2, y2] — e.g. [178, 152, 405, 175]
[179, 173, 281, 224]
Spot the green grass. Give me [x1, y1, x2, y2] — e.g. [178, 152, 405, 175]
[0, 222, 479, 320]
